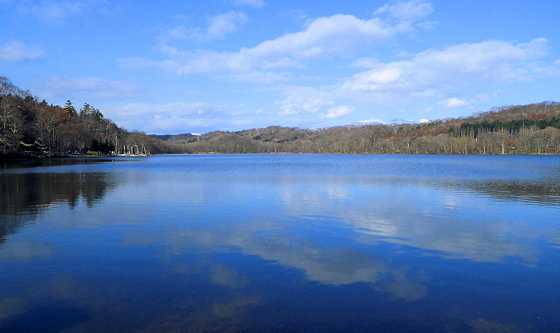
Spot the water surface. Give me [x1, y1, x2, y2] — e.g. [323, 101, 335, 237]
[1, 155, 559, 332]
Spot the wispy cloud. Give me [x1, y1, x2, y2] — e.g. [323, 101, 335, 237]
[17, 0, 110, 24]
[0, 40, 44, 63]
[205, 11, 248, 40]
[374, 0, 433, 21]
[162, 11, 248, 43]
[103, 102, 265, 133]
[321, 105, 354, 119]
[232, 0, 264, 8]
[373, 0, 434, 33]
[276, 87, 335, 116]
[104, 102, 218, 133]
[35, 76, 146, 102]
[224, 71, 290, 84]
[441, 97, 469, 108]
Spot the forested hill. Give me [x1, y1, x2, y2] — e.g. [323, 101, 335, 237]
[159, 101, 560, 154]
[0, 76, 171, 157]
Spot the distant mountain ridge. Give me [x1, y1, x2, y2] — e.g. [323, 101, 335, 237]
[152, 101, 560, 155]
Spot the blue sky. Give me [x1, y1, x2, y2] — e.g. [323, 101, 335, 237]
[1, 0, 560, 134]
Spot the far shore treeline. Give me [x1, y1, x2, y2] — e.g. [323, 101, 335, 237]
[2, 75, 560, 157]
[155, 100, 560, 155]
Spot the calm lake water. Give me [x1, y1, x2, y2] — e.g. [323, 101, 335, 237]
[1, 154, 559, 332]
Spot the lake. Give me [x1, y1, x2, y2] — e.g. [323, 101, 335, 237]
[1, 154, 559, 332]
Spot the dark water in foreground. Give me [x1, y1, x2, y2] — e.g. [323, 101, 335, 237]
[1, 154, 559, 332]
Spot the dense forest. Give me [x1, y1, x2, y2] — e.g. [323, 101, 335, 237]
[2, 75, 560, 156]
[163, 102, 560, 155]
[0, 76, 171, 157]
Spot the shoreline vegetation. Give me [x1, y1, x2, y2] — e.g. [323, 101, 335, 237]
[0, 76, 166, 158]
[2, 76, 560, 157]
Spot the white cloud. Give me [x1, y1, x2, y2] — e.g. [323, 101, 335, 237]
[321, 105, 354, 119]
[0, 40, 44, 63]
[340, 38, 558, 100]
[277, 87, 334, 115]
[36, 76, 146, 102]
[134, 1, 432, 76]
[414, 38, 550, 78]
[344, 68, 402, 91]
[441, 97, 468, 108]
[440, 92, 505, 109]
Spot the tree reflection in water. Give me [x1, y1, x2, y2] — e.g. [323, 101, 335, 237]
[0, 160, 117, 244]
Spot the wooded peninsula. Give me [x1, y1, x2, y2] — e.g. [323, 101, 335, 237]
[2, 76, 560, 156]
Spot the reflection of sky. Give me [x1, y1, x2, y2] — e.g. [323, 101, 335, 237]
[163, 223, 427, 301]
[28, 154, 558, 269]
[280, 184, 545, 263]
[1, 155, 560, 331]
